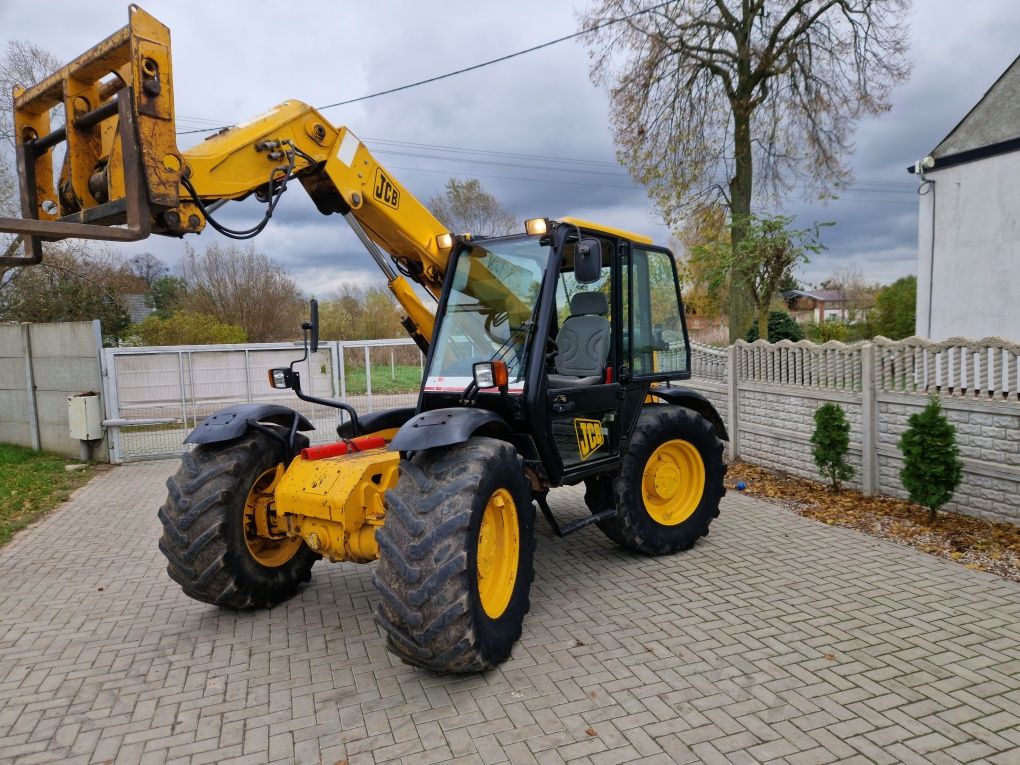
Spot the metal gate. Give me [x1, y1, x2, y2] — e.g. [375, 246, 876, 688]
[102, 339, 422, 462]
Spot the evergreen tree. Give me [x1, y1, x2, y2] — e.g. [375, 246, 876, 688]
[811, 403, 854, 492]
[899, 397, 963, 523]
[746, 311, 805, 343]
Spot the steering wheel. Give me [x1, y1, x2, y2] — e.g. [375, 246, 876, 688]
[484, 310, 509, 336]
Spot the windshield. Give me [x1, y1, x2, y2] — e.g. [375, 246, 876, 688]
[424, 237, 548, 392]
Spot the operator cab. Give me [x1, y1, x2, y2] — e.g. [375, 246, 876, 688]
[418, 217, 692, 484]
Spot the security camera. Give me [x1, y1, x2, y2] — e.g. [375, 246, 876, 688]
[922, 156, 935, 169]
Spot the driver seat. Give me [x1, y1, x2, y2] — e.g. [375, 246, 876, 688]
[548, 292, 611, 388]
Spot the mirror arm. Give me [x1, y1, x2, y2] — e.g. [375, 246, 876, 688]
[289, 327, 310, 372]
[290, 371, 361, 436]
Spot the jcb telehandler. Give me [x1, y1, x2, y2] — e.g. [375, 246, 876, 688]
[0, 6, 727, 672]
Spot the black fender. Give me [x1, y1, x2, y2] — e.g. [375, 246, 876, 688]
[647, 387, 729, 442]
[337, 406, 415, 439]
[388, 407, 513, 452]
[184, 403, 314, 445]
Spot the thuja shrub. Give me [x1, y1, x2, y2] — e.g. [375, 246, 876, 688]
[899, 396, 963, 524]
[811, 402, 854, 492]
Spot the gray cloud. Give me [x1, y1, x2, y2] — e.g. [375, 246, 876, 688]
[4, 0, 1019, 296]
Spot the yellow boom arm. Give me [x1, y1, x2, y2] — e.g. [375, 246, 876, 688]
[0, 5, 449, 343]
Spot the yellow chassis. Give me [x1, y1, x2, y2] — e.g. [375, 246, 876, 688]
[269, 440, 399, 564]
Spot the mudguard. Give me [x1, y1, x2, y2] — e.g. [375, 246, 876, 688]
[184, 403, 314, 445]
[388, 407, 513, 452]
[647, 387, 729, 441]
[337, 406, 416, 439]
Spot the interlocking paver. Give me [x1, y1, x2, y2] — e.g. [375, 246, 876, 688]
[1, 460, 1019, 764]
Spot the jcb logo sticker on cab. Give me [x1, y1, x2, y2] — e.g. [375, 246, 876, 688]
[574, 418, 605, 461]
[373, 168, 400, 209]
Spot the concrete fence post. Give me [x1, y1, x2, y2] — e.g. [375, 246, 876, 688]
[727, 343, 739, 461]
[861, 342, 877, 496]
[330, 342, 342, 399]
[330, 341, 345, 430]
[364, 345, 373, 413]
[339, 342, 347, 402]
[20, 323, 41, 450]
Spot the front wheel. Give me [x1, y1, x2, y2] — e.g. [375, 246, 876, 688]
[373, 438, 535, 672]
[586, 406, 725, 554]
[158, 429, 319, 609]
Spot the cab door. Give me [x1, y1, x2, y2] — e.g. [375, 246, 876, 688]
[544, 237, 624, 477]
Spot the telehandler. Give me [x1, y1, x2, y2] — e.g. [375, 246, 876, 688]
[0, 6, 727, 672]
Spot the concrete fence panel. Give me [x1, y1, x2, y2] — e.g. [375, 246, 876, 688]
[0, 320, 106, 459]
[682, 336, 1020, 525]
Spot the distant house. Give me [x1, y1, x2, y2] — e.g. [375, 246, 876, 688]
[783, 289, 851, 323]
[909, 54, 1020, 341]
[122, 294, 153, 324]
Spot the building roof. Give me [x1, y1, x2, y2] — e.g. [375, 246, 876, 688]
[910, 53, 1020, 174]
[783, 289, 844, 303]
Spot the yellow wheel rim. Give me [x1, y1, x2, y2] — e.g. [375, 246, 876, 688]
[641, 439, 705, 526]
[243, 465, 302, 567]
[476, 488, 520, 619]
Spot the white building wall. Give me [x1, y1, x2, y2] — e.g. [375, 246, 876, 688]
[916, 152, 1020, 341]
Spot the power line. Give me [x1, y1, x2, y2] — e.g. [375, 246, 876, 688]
[174, 1, 674, 136]
[372, 148, 633, 178]
[384, 163, 917, 203]
[170, 122, 918, 200]
[369, 146, 918, 197]
[363, 138, 921, 189]
[363, 136, 624, 168]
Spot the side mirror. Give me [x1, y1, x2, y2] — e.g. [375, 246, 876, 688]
[304, 298, 319, 353]
[575, 238, 602, 284]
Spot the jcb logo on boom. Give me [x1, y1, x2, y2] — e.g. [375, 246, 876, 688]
[373, 168, 400, 209]
[574, 418, 605, 461]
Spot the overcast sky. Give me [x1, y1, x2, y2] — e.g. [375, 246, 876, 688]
[3, 1, 1019, 293]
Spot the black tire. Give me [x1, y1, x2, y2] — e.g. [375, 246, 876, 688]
[586, 406, 725, 555]
[158, 429, 319, 609]
[373, 438, 535, 673]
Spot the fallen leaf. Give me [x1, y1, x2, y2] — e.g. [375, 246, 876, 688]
[727, 461, 1020, 583]
[585, 727, 597, 737]
[823, 653, 836, 661]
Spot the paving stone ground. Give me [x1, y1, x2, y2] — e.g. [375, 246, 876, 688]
[1, 460, 1019, 765]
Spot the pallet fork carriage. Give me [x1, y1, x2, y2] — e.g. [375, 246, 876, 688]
[0, 6, 728, 672]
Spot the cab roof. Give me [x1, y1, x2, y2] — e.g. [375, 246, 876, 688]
[559, 217, 653, 246]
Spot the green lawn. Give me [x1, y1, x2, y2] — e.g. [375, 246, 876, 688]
[0, 443, 97, 547]
[344, 363, 423, 395]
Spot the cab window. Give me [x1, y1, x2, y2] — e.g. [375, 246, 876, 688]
[625, 247, 688, 377]
[555, 253, 612, 326]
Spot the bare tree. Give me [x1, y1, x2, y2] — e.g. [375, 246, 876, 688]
[179, 243, 304, 342]
[825, 263, 876, 322]
[580, 0, 911, 340]
[319, 284, 405, 341]
[0, 244, 141, 343]
[1, 41, 63, 275]
[427, 178, 518, 237]
[127, 253, 168, 288]
[0, 39, 61, 148]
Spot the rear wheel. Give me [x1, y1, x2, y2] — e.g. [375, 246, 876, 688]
[158, 429, 319, 608]
[586, 406, 725, 554]
[373, 438, 535, 672]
